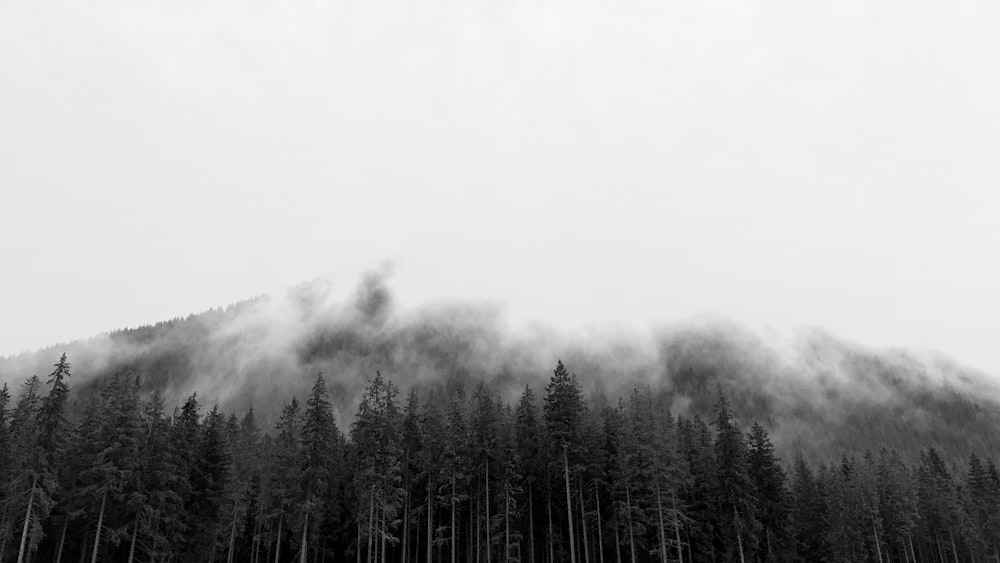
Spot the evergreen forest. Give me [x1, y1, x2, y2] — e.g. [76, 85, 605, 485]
[2, 354, 999, 563]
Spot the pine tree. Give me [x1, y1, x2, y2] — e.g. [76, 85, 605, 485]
[544, 361, 585, 563]
[712, 394, 756, 563]
[514, 386, 541, 563]
[677, 415, 717, 563]
[270, 397, 303, 563]
[299, 373, 342, 562]
[788, 453, 827, 562]
[745, 422, 790, 562]
[78, 374, 143, 562]
[4, 376, 51, 563]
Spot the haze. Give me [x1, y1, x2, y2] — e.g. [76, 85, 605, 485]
[2, 0, 999, 375]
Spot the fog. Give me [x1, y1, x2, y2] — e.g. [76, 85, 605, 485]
[2, 0, 1000, 378]
[2, 274, 998, 460]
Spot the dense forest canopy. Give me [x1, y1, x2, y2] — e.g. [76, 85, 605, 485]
[1, 354, 999, 563]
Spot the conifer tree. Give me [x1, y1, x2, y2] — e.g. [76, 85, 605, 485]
[299, 373, 342, 562]
[544, 361, 584, 563]
[712, 394, 756, 563]
[271, 396, 303, 563]
[5, 376, 50, 563]
[788, 453, 826, 562]
[745, 422, 790, 562]
[514, 386, 541, 563]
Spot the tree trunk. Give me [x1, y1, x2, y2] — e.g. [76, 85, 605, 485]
[275, 515, 284, 563]
[734, 505, 745, 563]
[593, 481, 605, 563]
[579, 482, 590, 563]
[403, 488, 410, 563]
[873, 520, 883, 563]
[368, 488, 376, 563]
[427, 477, 434, 563]
[467, 490, 483, 563]
[228, 506, 240, 563]
[127, 513, 140, 563]
[16, 474, 38, 563]
[671, 489, 683, 563]
[546, 490, 554, 563]
[563, 446, 577, 563]
[90, 490, 108, 563]
[452, 473, 458, 563]
[656, 487, 667, 563]
[486, 462, 491, 563]
[624, 486, 636, 563]
[950, 532, 959, 563]
[613, 517, 622, 563]
[415, 511, 421, 563]
[505, 483, 511, 563]
[301, 511, 310, 563]
[56, 514, 70, 563]
[528, 485, 535, 563]
[381, 505, 388, 563]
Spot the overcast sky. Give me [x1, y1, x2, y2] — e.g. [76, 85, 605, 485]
[2, 0, 999, 374]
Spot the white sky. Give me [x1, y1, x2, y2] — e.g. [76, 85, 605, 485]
[2, 0, 999, 374]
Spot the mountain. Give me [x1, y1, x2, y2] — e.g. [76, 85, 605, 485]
[2, 275, 998, 461]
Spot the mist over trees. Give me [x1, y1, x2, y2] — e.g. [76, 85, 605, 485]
[2, 277, 999, 463]
[2, 355, 999, 563]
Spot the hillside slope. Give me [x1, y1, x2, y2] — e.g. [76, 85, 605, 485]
[2, 276, 998, 461]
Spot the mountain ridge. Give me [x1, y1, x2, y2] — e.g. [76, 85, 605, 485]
[1, 275, 997, 462]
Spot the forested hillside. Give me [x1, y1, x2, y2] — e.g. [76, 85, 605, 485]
[2, 356, 999, 563]
[1, 278, 999, 461]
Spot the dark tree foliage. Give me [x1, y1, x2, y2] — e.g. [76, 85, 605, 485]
[3, 354, 1000, 563]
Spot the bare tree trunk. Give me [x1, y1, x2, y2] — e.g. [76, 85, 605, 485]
[671, 489, 683, 563]
[452, 474, 458, 563]
[16, 474, 38, 563]
[656, 487, 667, 563]
[403, 489, 410, 563]
[368, 489, 376, 563]
[56, 514, 70, 563]
[301, 511, 310, 563]
[734, 505, 746, 563]
[563, 446, 577, 563]
[624, 486, 636, 563]
[505, 483, 511, 563]
[546, 490, 554, 563]
[612, 516, 622, 563]
[578, 482, 590, 563]
[128, 513, 140, 563]
[950, 532, 959, 563]
[486, 462, 491, 563]
[381, 506, 388, 563]
[428, 477, 434, 563]
[528, 485, 535, 563]
[415, 511, 421, 563]
[90, 490, 108, 563]
[593, 481, 605, 563]
[228, 506, 240, 563]
[274, 515, 284, 563]
[873, 520, 883, 563]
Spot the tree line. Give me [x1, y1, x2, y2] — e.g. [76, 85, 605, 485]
[1, 355, 999, 563]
